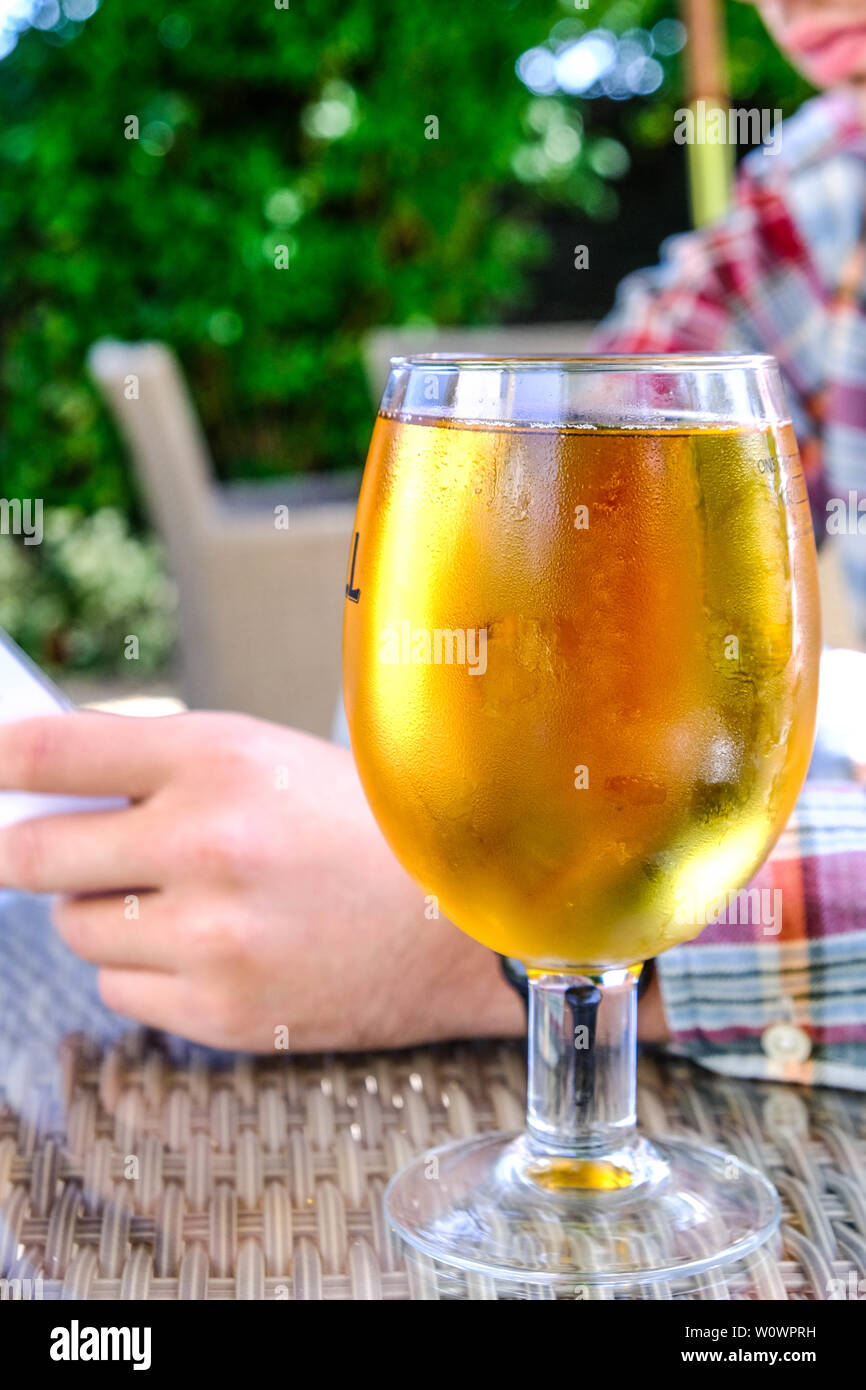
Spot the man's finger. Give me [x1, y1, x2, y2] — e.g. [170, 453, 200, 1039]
[0, 805, 167, 894]
[52, 892, 174, 970]
[0, 712, 178, 797]
[97, 969, 216, 1046]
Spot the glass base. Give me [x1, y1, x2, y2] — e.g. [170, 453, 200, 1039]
[385, 1130, 781, 1288]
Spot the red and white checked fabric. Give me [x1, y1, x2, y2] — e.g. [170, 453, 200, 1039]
[592, 91, 866, 1087]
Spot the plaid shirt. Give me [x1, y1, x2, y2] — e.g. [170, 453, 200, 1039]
[593, 92, 866, 1089]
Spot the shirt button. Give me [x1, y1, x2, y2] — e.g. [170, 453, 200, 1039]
[761, 1022, 812, 1064]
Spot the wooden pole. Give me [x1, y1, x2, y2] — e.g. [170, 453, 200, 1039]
[680, 0, 734, 226]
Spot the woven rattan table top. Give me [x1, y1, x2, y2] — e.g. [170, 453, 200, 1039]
[1, 1030, 864, 1300]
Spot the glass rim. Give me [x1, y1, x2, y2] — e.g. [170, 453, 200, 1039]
[388, 351, 778, 373]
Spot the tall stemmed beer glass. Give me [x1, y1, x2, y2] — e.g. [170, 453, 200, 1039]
[343, 355, 819, 1285]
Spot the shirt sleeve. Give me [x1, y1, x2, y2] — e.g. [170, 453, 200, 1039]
[655, 781, 866, 1090]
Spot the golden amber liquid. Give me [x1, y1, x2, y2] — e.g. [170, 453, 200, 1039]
[343, 415, 820, 968]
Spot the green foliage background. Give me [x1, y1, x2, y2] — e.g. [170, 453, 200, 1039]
[0, 0, 810, 670]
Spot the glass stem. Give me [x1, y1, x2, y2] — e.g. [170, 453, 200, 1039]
[526, 967, 638, 1158]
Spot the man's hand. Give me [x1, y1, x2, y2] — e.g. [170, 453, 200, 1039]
[0, 712, 525, 1052]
